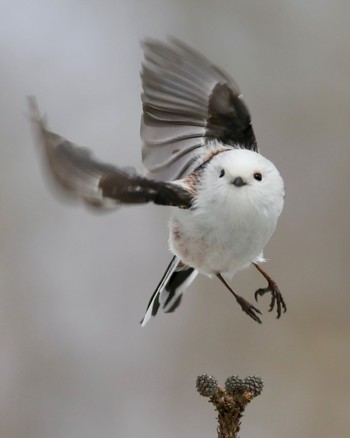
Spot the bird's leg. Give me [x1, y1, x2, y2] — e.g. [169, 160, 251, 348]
[216, 273, 262, 324]
[252, 263, 287, 318]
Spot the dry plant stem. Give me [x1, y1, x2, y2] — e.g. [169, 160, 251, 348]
[196, 374, 263, 438]
[211, 387, 252, 438]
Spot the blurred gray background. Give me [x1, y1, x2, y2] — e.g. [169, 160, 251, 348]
[1, 0, 350, 437]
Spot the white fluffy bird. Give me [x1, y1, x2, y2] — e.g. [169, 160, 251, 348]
[29, 38, 286, 326]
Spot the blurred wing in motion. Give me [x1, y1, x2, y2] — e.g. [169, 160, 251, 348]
[141, 37, 258, 180]
[28, 97, 192, 210]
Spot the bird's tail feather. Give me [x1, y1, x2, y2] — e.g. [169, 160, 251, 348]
[140, 256, 198, 326]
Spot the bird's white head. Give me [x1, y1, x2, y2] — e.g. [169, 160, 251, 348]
[196, 148, 284, 219]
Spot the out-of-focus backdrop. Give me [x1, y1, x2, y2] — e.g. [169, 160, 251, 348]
[1, 1, 349, 437]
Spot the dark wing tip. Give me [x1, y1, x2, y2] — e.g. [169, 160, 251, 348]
[207, 83, 257, 150]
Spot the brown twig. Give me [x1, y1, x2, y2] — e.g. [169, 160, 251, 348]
[196, 374, 263, 438]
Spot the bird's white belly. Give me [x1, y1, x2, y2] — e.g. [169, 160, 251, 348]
[169, 208, 273, 274]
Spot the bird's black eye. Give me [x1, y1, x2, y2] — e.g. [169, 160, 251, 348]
[254, 172, 262, 181]
[219, 169, 225, 178]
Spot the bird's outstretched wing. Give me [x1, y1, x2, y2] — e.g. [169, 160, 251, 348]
[28, 97, 192, 210]
[141, 37, 258, 180]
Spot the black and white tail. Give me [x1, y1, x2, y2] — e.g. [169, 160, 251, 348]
[140, 256, 198, 326]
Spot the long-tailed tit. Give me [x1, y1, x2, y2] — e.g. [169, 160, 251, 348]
[29, 38, 286, 325]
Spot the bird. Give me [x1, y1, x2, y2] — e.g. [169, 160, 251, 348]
[28, 37, 286, 326]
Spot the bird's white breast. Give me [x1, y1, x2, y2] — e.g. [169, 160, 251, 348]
[169, 201, 272, 274]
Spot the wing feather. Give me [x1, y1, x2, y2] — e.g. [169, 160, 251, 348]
[141, 37, 258, 180]
[28, 97, 192, 210]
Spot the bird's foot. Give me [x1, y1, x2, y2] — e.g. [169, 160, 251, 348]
[254, 280, 286, 318]
[235, 295, 262, 324]
[216, 273, 262, 324]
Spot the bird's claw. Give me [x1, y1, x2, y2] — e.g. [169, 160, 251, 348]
[236, 295, 262, 324]
[254, 281, 286, 318]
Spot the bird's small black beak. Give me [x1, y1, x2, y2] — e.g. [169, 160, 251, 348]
[232, 176, 247, 187]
